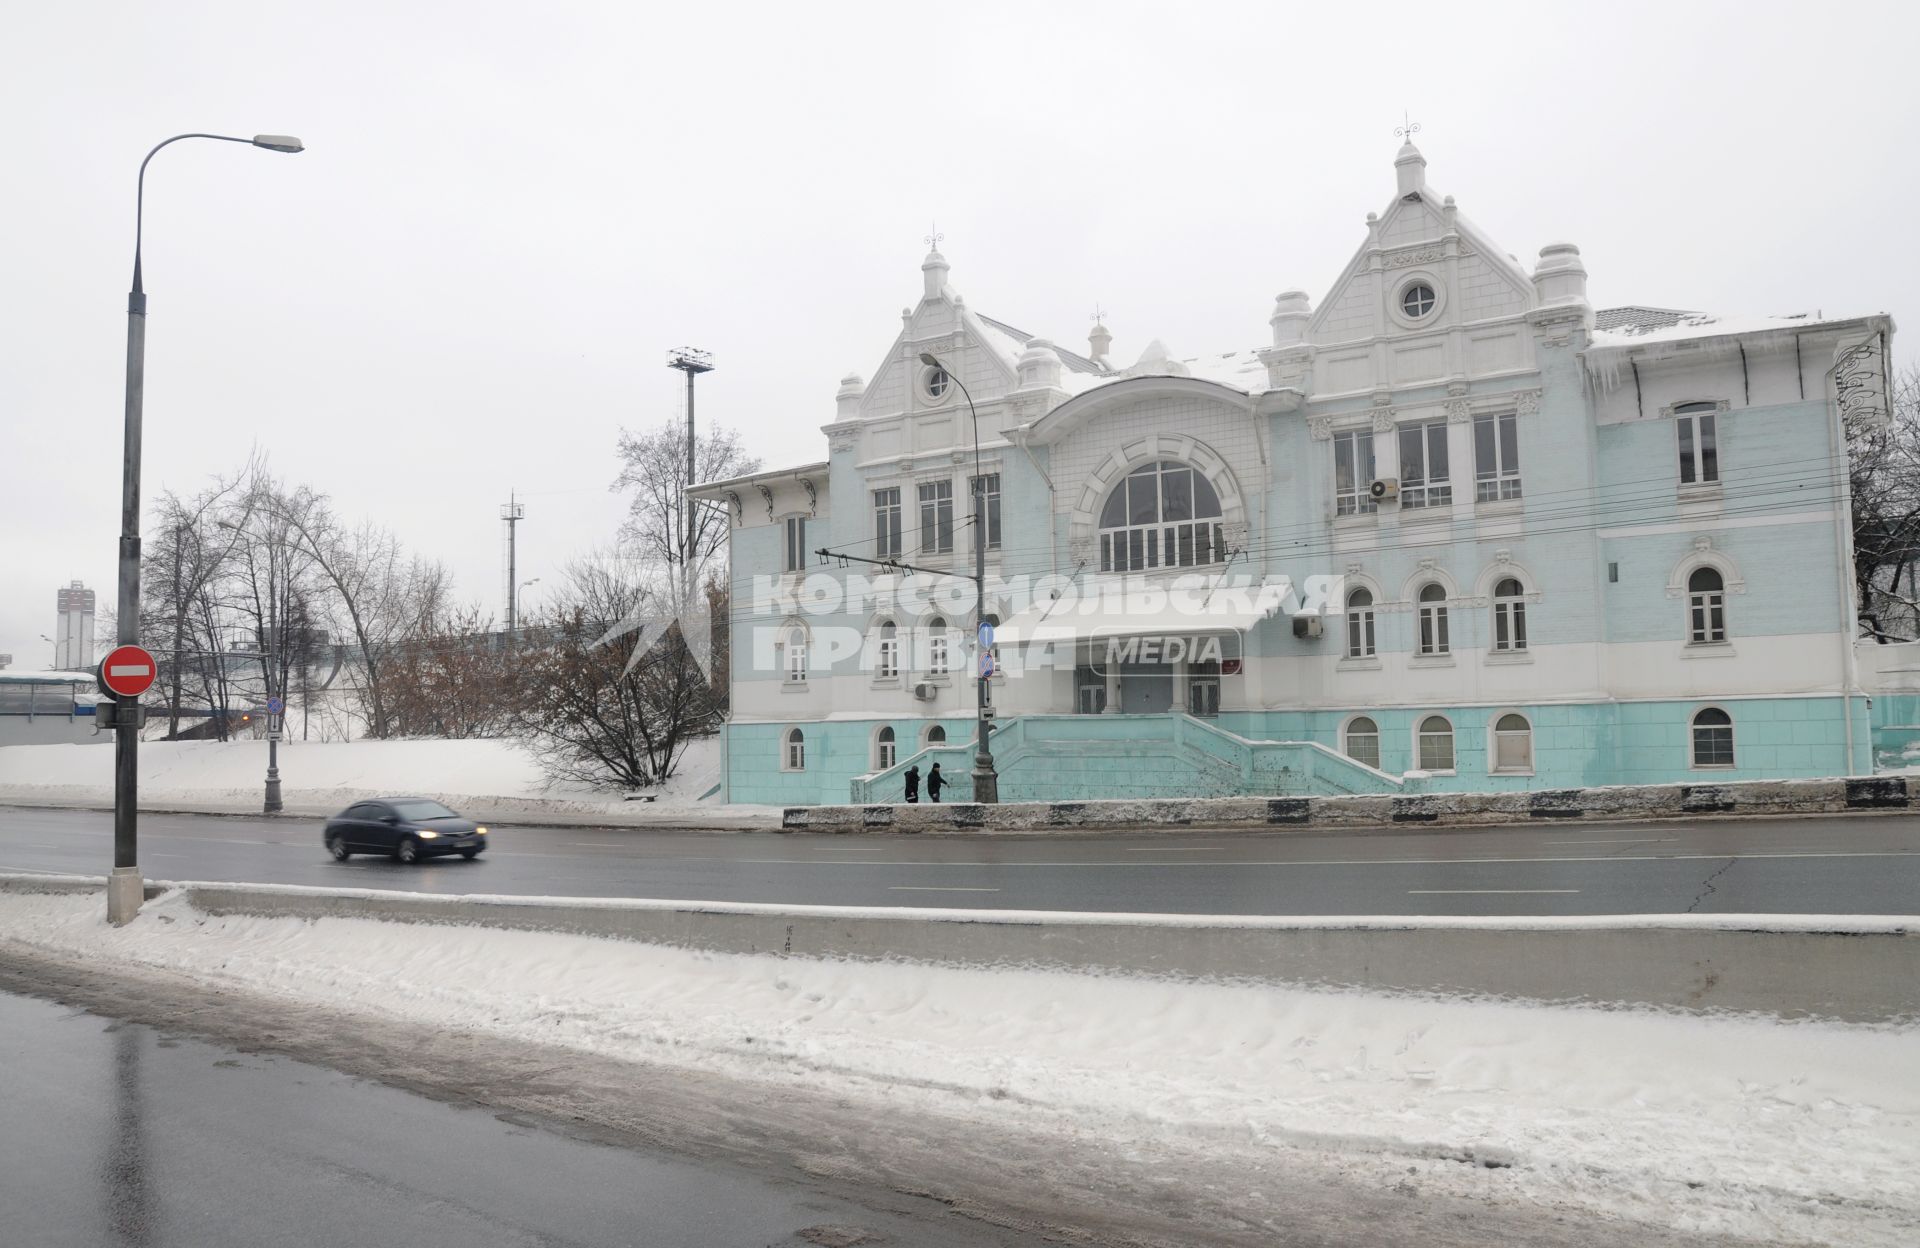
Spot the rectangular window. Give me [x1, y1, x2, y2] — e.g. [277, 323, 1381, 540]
[1397, 421, 1452, 509]
[1678, 409, 1719, 485]
[1187, 677, 1220, 717]
[783, 516, 807, 572]
[1333, 430, 1376, 516]
[878, 637, 899, 679]
[785, 641, 807, 683]
[971, 473, 1001, 551]
[929, 632, 949, 676]
[1473, 411, 1522, 502]
[873, 488, 902, 558]
[918, 480, 954, 554]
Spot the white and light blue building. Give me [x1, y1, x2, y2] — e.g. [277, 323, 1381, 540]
[694, 141, 1896, 805]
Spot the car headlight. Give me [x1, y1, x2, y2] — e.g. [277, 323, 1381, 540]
[475, 826, 488, 835]
[416, 830, 439, 839]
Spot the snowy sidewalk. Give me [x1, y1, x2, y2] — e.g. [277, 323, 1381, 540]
[0, 737, 782, 830]
[2, 884, 1915, 1247]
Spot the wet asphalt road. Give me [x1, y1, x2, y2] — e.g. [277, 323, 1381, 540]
[0, 988, 1048, 1248]
[2, 806, 1918, 914]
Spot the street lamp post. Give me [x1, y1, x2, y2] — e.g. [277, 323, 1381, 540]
[918, 353, 999, 804]
[109, 132, 303, 926]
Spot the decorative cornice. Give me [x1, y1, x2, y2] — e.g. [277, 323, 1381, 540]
[1308, 416, 1334, 442]
[755, 483, 775, 522]
[1516, 388, 1542, 416]
[1445, 398, 1472, 425]
[1372, 410, 1397, 433]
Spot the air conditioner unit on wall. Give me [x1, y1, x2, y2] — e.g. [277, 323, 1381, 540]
[1369, 477, 1400, 502]
[913, 682, 936, 701]
[1292, 616, 1323, 639]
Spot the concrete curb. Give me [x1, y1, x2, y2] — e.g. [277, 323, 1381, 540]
[27, 874, 1902, 1025]
[784, 776, 1913, 834]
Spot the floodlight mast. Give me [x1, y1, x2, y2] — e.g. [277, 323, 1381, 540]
[666, 348, 716, 609]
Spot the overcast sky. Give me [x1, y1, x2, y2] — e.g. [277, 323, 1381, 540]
[3, 0, 1914, 670]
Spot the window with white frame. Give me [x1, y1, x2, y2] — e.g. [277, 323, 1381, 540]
[1345, 716, 1381, 769]
[1097, 461, 1226, 572]
[1688, 567, 1726, 643]
[1492, 577, 1528, 652]
[1417, 715, 1455, 771]
[783, 625, 807, 683]
[1346, 587, 1376, 659]
[971, 473, 1001, 551]
[1492, 712, 1533, 772]
[919, 480, 954, 554]
[927, 615, 950, 676]
[924, 724, 947, 748]
[783, 727, 805, 771]
[1473, 411, 1522, 502]
[1417, 583, 1450, 655]
[876, 620, 899, 679]
[783, 516, 807, 572]
[1333, 429, 1376, 516]
[1691, 707, 1734, 767]
[1676, 402, 1720, 486]
[1397, 421, 1451, 508]
[875, 726, 896, 770]
[873, 488, 902, 558]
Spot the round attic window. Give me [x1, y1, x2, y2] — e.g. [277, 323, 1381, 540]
[923, 366, 951, 400]
[1400, 282, 1436, 319]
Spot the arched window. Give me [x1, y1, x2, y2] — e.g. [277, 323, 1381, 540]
[1691, 707, 1734, 768]
[1492, 712, 1533, 773]
[1417, 584, 1450, 656]
[924, 724, 947, 748]
[1346, 588, 1376, 659]
[927, 615, 950, 676]
[782, 623, 808, 684]
[783, 728, 805, 771]
[1688, 568, 1726, 643]
[1345, 716, 1380, 769]
[876, 619, 899, 678]
[1097, 461, 1225, 573]
[1492, 577, 1527, 652]
[1417, 715, 1455, 771]
[875, 725, 896, 770]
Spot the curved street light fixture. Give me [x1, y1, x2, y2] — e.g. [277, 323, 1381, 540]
[109, 132, 304, 926]
[917, 352, 999, 803]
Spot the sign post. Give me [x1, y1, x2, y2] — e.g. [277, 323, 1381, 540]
[98, 644, 157, 924]
[263, 695, 285, 813]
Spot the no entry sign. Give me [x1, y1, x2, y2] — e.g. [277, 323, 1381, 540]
[99, 645, 158, 698]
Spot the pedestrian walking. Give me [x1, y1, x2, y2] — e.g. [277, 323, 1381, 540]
[904, 764, 920, 803]
[926, 762, 945, 803]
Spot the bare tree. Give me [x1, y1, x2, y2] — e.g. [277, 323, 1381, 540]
[385, 603, 517, 738]
[1850, 365, 1920, 641]
[613, 421, 758, 602]
[513, 555, 713, 790]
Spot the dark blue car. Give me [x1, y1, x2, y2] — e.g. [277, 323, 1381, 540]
[323, 798, 488, 864]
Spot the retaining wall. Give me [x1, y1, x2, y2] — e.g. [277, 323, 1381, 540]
[784, 775, 1916, 834]
[135, 879, 1920, 1024]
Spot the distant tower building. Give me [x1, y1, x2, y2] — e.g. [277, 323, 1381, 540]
[56, 581, 95, 672]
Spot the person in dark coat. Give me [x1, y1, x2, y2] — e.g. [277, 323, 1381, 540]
[926, 763, 946, 803]
[904, 764, 920, 803]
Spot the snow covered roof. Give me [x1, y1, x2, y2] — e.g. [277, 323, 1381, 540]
[689, 460, 829, 497]
[1056, 345, 1268, 400]
[0, 670, 94, 684]
[1588, 310, 1884, 353]
[1593, 306, 1696, 333]
[976, 314, 1103, 376]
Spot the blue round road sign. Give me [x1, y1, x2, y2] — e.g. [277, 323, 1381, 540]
[266, 696, 285, 715]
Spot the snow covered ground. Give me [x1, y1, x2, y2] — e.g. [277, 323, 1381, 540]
[2, 886, 1914, 1246]
[0, 735, 777, 826]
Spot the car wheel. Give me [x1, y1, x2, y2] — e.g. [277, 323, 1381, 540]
[326, 834, 350, 861]
[396, 837, 420, 864]
[458, 847, 481, 859]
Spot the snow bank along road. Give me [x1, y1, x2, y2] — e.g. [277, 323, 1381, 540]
[1, 805, 1917, 914]
[0, 883, 1914, 1248]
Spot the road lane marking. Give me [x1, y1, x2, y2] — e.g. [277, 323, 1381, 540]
[1408, 889, 1581, 895]
[888, 886, 1001, 892]
[1547, 838, 1671, 845]
[715, 850, 1920, 869]
[1124, 847, 1224, 852]
[817, 847, 889, 852]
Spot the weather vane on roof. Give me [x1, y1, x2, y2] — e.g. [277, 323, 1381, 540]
[1396, 111, 1421, 142]
[925, 222, 944, 251]
[1091, 303, 1107, 326]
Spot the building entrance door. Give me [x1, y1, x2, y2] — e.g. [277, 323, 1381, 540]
[1119, 663, 1173, 714]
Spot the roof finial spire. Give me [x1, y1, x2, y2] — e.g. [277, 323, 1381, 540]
[924, 222, 945, 253]
[1395, 111, 1421, 144]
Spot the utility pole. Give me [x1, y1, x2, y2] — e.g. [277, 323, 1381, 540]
[501, 494, 524, 641]
[169, 522, 186, 740]
[666, 348, 714, 610]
